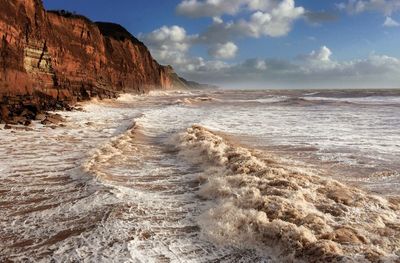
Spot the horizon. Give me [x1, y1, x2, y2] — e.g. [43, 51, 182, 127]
[43, 0, 400, 89]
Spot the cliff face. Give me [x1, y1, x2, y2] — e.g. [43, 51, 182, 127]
[0, 0, 183, 122]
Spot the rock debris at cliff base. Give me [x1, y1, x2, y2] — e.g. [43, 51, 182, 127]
[0, 0, 199, 124]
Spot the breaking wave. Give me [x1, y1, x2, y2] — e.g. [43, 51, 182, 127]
[173, 96, 217, 106]
[83, 121, 141, 183]
[175, 125, 400, 262]
[255, 95, 400, 107]
[272, 97, 355, 107]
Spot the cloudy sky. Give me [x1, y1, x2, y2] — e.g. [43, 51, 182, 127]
[43, 0, 400, 89]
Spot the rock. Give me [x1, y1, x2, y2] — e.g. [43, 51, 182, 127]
[41, 114, 64, 126]
[4, 124, 12, 129]
[46, 117, 60, 124]
[10, 116, 27, 125]
[20, 109, 35, 119]
[46, 114, 64, 123]
[41, 119, 51, 126]
[24, 120, 32, 126]
[0, 106, 9, 122]
[35, 114, 47, 121]
[0, 0, 193, 117]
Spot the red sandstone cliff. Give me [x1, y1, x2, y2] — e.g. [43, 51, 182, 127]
[0, 0, 186, 123]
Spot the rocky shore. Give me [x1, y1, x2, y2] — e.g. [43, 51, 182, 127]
[1, 103, 68, 130]
[0, 0, 196, 124]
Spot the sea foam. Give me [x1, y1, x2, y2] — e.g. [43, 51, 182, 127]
[176, 125, 400, 262]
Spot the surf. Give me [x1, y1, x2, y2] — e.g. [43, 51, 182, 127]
[175, 125, 400, 262]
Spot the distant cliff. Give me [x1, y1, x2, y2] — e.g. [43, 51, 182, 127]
[0, 0, 192, 123]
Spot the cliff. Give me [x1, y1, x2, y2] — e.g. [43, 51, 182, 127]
[0, 0, 187, 123]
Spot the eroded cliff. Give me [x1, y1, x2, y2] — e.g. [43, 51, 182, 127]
[0, 0, 184, 123]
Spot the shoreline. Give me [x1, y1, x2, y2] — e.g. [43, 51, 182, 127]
[0, 90, 399, 262]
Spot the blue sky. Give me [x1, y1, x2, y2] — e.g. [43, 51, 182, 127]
[43, 0, 400, 88]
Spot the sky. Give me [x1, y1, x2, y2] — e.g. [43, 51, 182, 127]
[43, 0, 400, 89]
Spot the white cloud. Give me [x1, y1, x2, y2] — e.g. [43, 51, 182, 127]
[176, 0, 247, 18]
[140, 25, 231, 73]
[140, 25, 192, 53]
[176, 0, 301, 18]
[248, 0, 281, 11]
[176, 0, 305, 35]
[197, 0, 304, 42]
[236, 1, 305, 37]
[307, 46, 333, 62]
[208, 42, 238, 59]
[212, 16, 224, 24]
[254, 59, 268, 70]
[139, 25, 198, 71]
[140, 9, 400, 89]
[383, 16, 400, 26]
[142, 0, 303, 71]
[296, 46, 336, 71]
[180, 46, 400, 88]
[338, 0, 400, 15]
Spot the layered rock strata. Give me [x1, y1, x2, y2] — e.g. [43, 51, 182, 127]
[0, 0, 186, 123]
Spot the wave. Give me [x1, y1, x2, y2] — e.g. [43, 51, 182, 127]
[369, 171, 400, 179]
[175, 125, 400, 262]
[116, 90, 198, 104]
[147, 90, 195, 97]
[272, 97, 355, 107]
[116, 93, 142, 102]
[173, 96, 218, 106]
[83, 121, 141, 182]
[306, 96, 400, 105]
[265, 95, 400, 107]
[223, 96, 289, 105]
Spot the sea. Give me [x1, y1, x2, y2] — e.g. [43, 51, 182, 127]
[1, 89, 399, 262]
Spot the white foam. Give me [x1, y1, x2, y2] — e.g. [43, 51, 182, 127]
[175, 125, 400, 262]
[1, 90, 399, 262]
[302, 95, 400, 105]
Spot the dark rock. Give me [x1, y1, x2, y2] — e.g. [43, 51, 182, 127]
[35, 113, 47, 121]
[10, 116, 26, 125]
[1, 105, 9, 122]
[41, 113, 64, 126]
[47, 114, 64, 123]
[20, 109, 35, 119]
[41, 119, 51, 126]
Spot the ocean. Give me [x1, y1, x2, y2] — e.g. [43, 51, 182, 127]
[1, 89, 399, 262]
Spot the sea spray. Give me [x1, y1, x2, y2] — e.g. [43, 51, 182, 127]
[176, 125, 400, 262]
